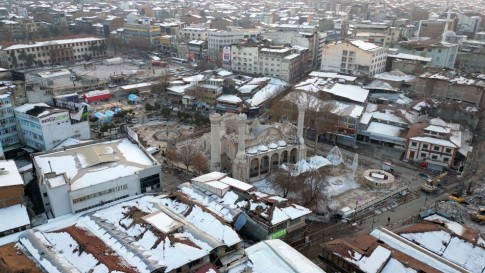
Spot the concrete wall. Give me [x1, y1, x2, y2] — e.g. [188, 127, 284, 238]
[69, 174, 138, 213]
[46, 183, 71, 217]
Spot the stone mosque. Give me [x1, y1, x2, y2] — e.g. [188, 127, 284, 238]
[209, 105, 307, 182]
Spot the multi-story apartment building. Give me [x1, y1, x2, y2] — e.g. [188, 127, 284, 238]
[0, 37, 106, 69]
[207, 29, 260, 61]
[230, 41, 307, 83]
[14, 103, 90, 151]
[321, 40, 388, 76]
[396, 39, 459, 69]
[0, 93, 19, 156]
[179, 27, 215, 42]
[123, 19, 161, 45]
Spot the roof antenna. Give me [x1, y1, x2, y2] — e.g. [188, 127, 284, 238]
[48, 161, 53, 173]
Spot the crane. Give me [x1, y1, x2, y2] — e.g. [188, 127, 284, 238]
[421, 172, 448, 193]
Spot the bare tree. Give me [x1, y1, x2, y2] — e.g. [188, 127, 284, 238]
[270, 165, 299, 198]
[165, 147, 180, 165]
[151, 73, 170, 100]
[179, 144, 196, 170]
[192, 152, 209, 174]
[299, 168, 328, 210]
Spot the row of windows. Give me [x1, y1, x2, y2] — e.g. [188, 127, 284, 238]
[19, 119, 41, 130]
[0, 126, 17, 135]
[1, 136, 17, 144]
[10, 41, 99, 54]
[0, 99, 12, 105]
[0, 108, 13, 115]
[73, 195, 129, 214]
[0, 117, 15, 125]
[72, 184, 128, 204]
[419, 152, 450, 162]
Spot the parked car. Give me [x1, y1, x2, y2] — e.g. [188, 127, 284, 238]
[418, 173, 429, 179]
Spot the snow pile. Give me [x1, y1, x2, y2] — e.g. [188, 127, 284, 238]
[280, 156, 332, 176]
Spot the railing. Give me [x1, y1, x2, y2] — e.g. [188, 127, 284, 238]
[354, 184, 409, 213]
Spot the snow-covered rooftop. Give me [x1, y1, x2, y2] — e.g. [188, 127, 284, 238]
[19, 195, 242, 273]
[324, 83, 369, 103]
[33, 139, 156, 191]
[0, 160, 24, 187]
[4, 37, 103, 51]
[242, 239, 325, 273]
[0, 204, 30, 233]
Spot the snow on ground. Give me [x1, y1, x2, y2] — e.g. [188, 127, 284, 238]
[326, 175, 360, 197]
[281, 156, 332, 176]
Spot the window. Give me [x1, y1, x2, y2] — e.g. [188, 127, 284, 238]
[431, 155, 438, 160]
[443, 157, 450, 162]
[411, 141, 417, 147]
[420, 153, 426, 158]
[422, 144, 429, 149]
[445, 148, 452, 154]
[433, 146, 440, 151]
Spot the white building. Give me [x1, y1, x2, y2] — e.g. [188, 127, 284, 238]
[179, 27, 215, 42]
[396, 39, 459, 69]
[207, 29, 260, 61]
[404, 119, 464, 171]
[14, 103, 90, 151]
[230, 42, 306, 83]
[0, 37, 106, 69]
[0, 92, 20, 156]
[32, 138, 162, 218]
[321, 40, 388, 76]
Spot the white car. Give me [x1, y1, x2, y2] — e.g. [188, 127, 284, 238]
[108, 84, 117, 88]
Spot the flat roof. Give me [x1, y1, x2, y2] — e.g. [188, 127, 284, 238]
[0, 160, 24, 187]
[324, 83, 369, 103]
[33, 139, 157, 191]
[143, 210, 183, 234]
[4, 37, 103, 51]
[0, 204, 30, 233]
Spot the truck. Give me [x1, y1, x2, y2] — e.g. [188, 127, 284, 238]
[421, 172, 448, 193]
[470, 207, 485, 223]
[336, 206, 355, 219]
[151, 60, 168, 67]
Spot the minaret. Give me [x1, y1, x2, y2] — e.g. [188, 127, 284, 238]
[232, 114, 249, 182]
[297, 103, 307, 161]
[236, 114, 247, 159]
[442, 0, 453, 42]
[209, 113, 222, 171]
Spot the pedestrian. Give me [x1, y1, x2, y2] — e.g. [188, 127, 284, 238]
[387, 217, 390, 223]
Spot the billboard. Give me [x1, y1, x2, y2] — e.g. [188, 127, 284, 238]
[40, 112, 69, 125]
[222, 46, 231, 64]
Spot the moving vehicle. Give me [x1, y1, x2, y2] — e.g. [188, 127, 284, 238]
[172, 57, 187, 64]
[146, 147, 160, 155]
[151, 60, 168, 67]
[336, 206, 355, 219]
[470, 207, 485, 223]
[381, 162, 394, 172]
[421, 172, 448, 193]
